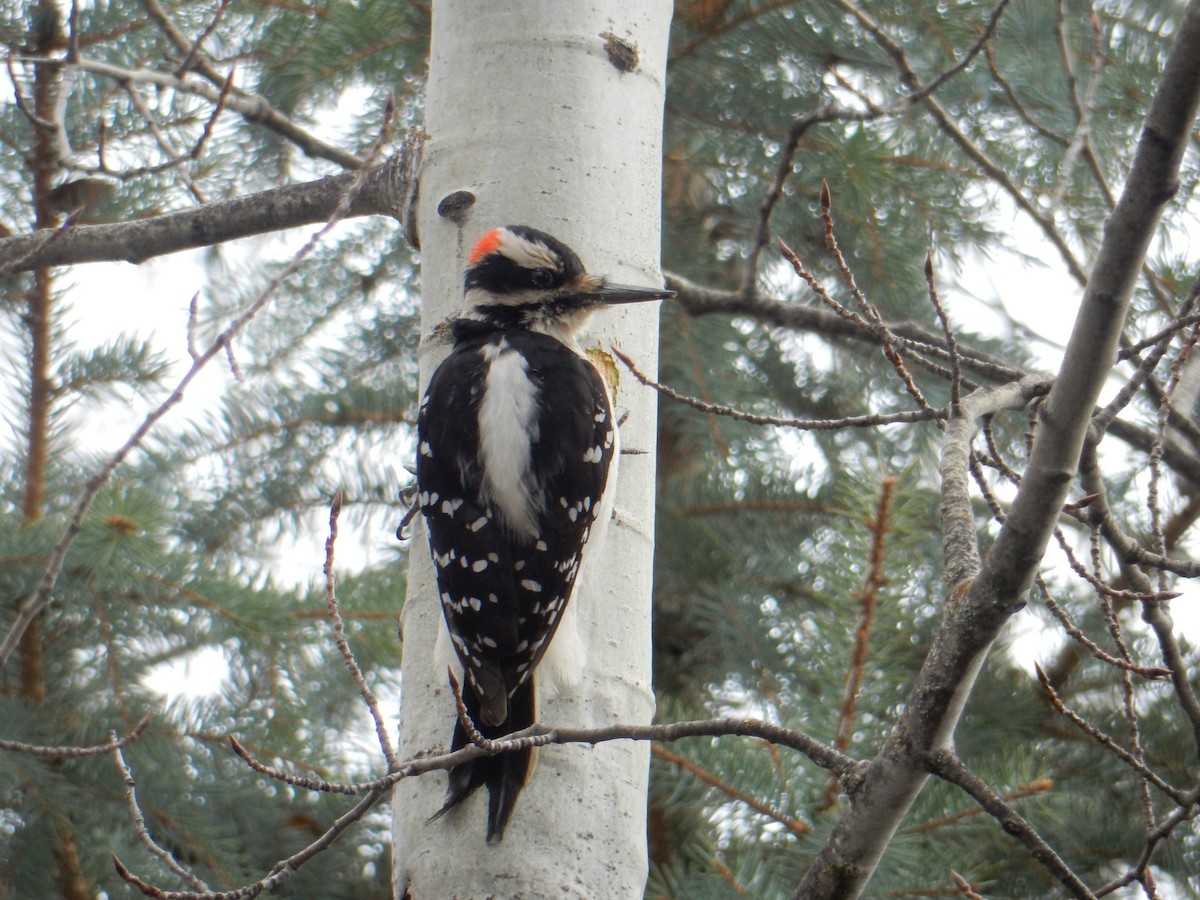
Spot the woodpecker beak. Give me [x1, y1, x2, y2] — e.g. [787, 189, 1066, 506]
[582, 282, 675, 306]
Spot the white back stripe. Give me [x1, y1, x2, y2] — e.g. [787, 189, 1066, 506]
[478, 343, 540, 537]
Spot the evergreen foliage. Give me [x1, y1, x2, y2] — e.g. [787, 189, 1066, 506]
[2, 0, 1198, 897]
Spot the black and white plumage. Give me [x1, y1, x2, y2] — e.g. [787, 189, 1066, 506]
[416, 225, 671, 840]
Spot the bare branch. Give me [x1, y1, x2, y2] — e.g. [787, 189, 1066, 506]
[230, 713, 860, 800]
[173, 0, 232, 78]
[1035, 580, 1171, 679]
[1094, 784, 1200, 897]
[323, 489, 399, 769]
[925, 254, 962, 415]
[926, 750, 1096, 900]
[1034, 665, 1188, 805]
[667, 271, 1026, 384]
[139, 0, 362, 167]
[113, 735, 211, 892]
[0, 130, 426, 275]
[815, 186, 932, 412]
[229, 737, 363, 796]
[115, 787, 390, 899]
[612, 346, 944, 430]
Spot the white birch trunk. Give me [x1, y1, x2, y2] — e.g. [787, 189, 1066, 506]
[392, 2, 672, 897]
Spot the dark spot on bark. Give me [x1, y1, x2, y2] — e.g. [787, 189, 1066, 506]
[437, 190, 476, 225]
[601, 32, 638, 73]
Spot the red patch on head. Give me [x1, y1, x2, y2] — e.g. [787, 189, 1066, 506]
[469, 228, 503, 266]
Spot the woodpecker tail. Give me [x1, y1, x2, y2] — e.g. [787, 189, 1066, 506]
[429, 678, 536, 842]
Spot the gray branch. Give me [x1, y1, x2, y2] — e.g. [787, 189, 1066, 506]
[0, 137, 424, 275]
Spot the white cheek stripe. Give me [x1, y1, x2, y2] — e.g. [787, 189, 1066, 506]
[478, 344, 540, 537]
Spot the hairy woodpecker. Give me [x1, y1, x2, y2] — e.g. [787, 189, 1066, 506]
[416, 225, 671, 840]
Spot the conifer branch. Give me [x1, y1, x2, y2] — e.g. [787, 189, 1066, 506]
[949, 869, 984, 899]
[0, 105, 397, 671]
[740, 0, 1012, 291]
[831, 0, 1090, 286]
[909, 779, 1054, 833]
[652, 744, 811, 836]
[823, 476, 896, 808]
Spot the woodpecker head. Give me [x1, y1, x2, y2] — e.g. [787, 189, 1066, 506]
[461, 225, 673, 340]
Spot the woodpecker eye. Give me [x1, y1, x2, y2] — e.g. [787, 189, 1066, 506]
[529, 268, 554, 289]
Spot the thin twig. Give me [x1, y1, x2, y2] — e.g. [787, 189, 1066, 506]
[189, 67, 234, 162]
[1050, 526, 1180, 604]
[925, 254, 961, 416]
[612, 346, 944, 430]
[323, 490, 399, 768]
[229, 737, 362, 796]
[1034, 665, 1187, 805]
[174, 0, 232, 78]
[115, 786, 390, 899]
[0, 712, 151, 758]
[926, 749, 1096, 900]
[121, 82, 206, 204]
[1035, 579, 1170, 679]
[1093, 783, 1200, 897]
[822, 187, 930, 410]
[776, 235, 869, 327]
[112, 734, 211, 892]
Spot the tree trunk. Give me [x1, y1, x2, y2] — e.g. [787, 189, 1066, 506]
[391, 2, 672, 897]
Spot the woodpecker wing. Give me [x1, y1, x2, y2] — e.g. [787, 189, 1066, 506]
[417, 339, 519, 727]
[512, 330, 616, 685]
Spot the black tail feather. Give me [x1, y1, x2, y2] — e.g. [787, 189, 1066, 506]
[429, 677, 536, 842]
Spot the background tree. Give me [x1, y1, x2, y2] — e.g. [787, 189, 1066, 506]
[2, 1, 1199, 899]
